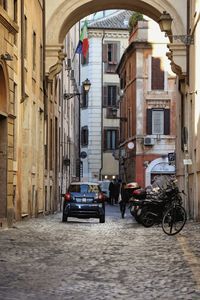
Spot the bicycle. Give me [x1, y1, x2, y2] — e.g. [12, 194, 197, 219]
[162, 201, 187, 235]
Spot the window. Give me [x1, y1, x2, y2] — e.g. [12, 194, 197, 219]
[0, 0, 7, 10]
[24, 15, 27, 59]
[13, 82, 17, 160]
[14, 0, 17, 22]
[40, 44, 43, 84]
[81, 126, 88, 146]
[103, 85, 118, 107]
[104, 129, 118, 150]
[103, 43, 119, 73]
[146, 108, 170, 135]
[32, 31, 36, 70]
[152, 110, 164, 134]
[151, 57, 164, 90]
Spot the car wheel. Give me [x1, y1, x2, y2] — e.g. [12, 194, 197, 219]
[99, 215, 105, 223]
[62, 213, 68, 222]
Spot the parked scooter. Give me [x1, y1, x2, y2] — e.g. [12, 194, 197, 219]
[128, 176, 180, 224]
[124, 182, 146, 223]
[131, 175, 183, 227]
[129, 188, 147, 223]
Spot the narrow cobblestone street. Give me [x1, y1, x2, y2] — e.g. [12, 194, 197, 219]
[0, 204, 200, 300]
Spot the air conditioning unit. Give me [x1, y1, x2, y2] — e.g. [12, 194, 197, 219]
[144, 137, 155, 146]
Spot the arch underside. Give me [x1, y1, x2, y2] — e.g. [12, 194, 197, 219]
[46, 0, 187, 77]
[46, 0, 185, 44]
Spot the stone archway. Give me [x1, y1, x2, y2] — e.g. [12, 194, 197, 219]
[46, 0, 187, 78]
[0, 64, 8, 220]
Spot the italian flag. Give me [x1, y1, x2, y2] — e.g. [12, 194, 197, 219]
[75, 20, 89, 58]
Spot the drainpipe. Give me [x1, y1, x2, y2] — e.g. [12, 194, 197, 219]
[20, 0, 25, 103]
[186, 0, 190, 84]
[99, 30, 105, 181]
[43, 0, 46, 101]
[78, 21, 81, 181]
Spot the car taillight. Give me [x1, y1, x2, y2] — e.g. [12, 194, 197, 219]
[98, 192, 104, 201]
[64, 192, 71, 201]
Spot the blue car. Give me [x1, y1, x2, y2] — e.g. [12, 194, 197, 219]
[62, 182, 105, 223]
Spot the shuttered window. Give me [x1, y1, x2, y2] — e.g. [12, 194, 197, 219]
[152, 110, 164, 134]
[151, 57, 164, 90]
[104, 129, 118, 150]
[103, 42, 119, 73]
[103, 85, 119, 107]
[146, 109, 170, 135]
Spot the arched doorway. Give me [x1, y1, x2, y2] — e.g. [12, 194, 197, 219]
[145, 157, 175, 186]
[0, 64, 8, 220]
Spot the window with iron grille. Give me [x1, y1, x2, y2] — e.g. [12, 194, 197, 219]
[81, 126, 88, 146]
[146, 108, 170, 135]
[104, 129, 118, 150]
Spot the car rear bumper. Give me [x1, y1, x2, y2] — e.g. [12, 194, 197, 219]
[63, 203, 105, 219]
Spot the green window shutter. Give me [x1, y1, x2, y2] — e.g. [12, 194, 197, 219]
[146, 109, 152, 134]
[164, 109, 170, 135]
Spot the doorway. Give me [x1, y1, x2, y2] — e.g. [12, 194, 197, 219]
[0, 65, 8, 219]
[0, 115, 7, 218]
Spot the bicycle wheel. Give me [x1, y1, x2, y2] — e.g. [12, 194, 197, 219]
[162, 205, 187, 235]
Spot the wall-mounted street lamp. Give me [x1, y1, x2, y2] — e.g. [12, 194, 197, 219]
[63, 78, 91, 100]
[111, 107, 127, 122]
[158, 11, 194, 45]
[1, 53, 13, 61]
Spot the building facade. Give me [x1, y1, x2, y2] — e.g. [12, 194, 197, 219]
[117, 18, 177, 187]
[0, 0, 45, 226]
[80, 10, 132, 182]
[0, 0, 18, 226]
[60, 23, 80, 194]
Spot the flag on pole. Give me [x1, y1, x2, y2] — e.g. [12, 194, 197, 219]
[75, 20, 89, 58]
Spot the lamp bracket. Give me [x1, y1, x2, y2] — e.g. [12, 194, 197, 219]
[1, 53, 13, 61]
[165, 33, 194, 45]
[63, 92, 80, 100]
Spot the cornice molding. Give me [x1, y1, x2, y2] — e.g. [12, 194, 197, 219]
[89, 31, 129, 39]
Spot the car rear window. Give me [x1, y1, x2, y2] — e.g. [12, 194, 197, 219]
[69, 184, 100, 193]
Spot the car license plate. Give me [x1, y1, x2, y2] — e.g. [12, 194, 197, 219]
[82, 198, 86, 203]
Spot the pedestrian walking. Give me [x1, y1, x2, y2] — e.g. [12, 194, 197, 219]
[119, 182, 128, 218]
[114, 179, 120, 204]
[109, 180, 115, 205]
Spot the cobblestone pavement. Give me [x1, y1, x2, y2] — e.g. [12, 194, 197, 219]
[0, 204, 200, 300]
